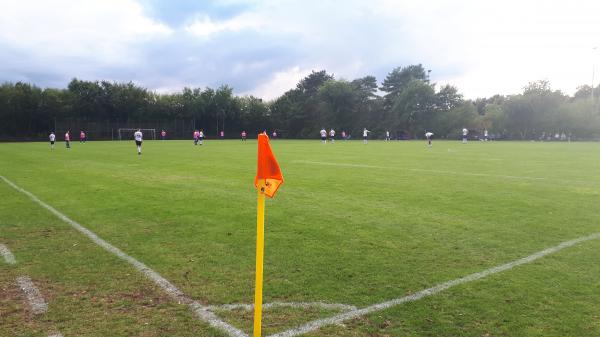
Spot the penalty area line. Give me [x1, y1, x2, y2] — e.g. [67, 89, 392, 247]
[0, 175, 247, 337]
[269, 232, 600, 337]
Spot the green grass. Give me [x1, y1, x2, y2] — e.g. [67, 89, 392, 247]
[1, 139, 600, 336]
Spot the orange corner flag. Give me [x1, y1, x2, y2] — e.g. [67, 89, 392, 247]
[253, 133, 283, 337]
[254, 133, 283, 198]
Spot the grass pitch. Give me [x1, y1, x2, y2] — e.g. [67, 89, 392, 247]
[1, 139, 600, 336]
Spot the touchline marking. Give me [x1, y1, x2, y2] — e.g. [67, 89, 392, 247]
[0, 175, 247, 337]
[293, 160, 545, 181]
[407, 168, 546, 181]
[293, 160, 600, 186]
[293, 160, 386, 169]
[17, 276, 48, 315]
[48, 334, 63, 337]
[268, 232, 600, 337]
[0, 243, 16, 264]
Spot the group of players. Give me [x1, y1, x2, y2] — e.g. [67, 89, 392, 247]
[319, 128, 428, 145]
[48, 129, 145, 154]
[317, 127, 480, 147]
[240, 130, 277, 141]
[192, 130, 278, 144]
[48, 130, 87, 150]
[47, 126, 477, 155]
[319, 128, 371, 143]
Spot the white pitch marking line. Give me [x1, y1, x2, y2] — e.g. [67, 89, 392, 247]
[0, 243, 16, 264]
[269, 232, 600, 337]
[48, 334, 64, 337]
[292, 160, 597, 185]
[0, 175, 247, 337]
[407, 168, 546, 181]
[207, 302, 357, 312]
[293, 160, 546, 181]
[17, 276, 48, 315]
[294, 160, 600, 186]
[293, 160, 386, 169]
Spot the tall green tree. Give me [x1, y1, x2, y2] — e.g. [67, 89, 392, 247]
[381, 64, 429, 109]
[389, 79, 436, 137]
[502, 80, 567, 139]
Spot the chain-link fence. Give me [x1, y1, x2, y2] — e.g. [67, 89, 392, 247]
[53, 119, 196, 140]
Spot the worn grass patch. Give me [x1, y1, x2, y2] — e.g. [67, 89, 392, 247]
[215, 305, 348, 336]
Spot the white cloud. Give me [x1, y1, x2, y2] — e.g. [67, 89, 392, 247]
[393, 0, 600, 98]
[243, 66, 312, 100]
[231, 60, 270, 75]
[185, 12, 263, 38]
[240, 0, 600, 98]
[2, 0, 600, 99]
[0, 0, 172, 69]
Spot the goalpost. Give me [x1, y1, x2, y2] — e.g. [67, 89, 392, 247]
[117, 128, 156, 141]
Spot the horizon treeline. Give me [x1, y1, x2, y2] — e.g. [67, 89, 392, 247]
[1, 64, 600, 140]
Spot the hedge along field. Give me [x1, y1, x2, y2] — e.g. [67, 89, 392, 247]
[1, 139, 600, 337]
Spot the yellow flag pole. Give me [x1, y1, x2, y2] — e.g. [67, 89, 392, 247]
[253, 180, 266, 337]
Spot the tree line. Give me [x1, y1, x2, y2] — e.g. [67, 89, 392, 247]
[1, 64, 599, 140]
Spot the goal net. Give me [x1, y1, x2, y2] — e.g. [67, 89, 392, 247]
[117, 128, 156, 141]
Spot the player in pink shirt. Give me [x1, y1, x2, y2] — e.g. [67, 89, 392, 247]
[241, 130, 247, 141]
[80, 130, 86, 143]
[193, 130, 199, 145]
[65, 131, 71, 149]
[161, 129, 166, 141]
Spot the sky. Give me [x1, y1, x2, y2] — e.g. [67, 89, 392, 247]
[1, 0, 599, 100]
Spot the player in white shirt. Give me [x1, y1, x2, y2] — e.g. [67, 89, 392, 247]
[362, 128, 370, 144]
[199, 129, 205, 145]
[462, 128, 468, 143]
[385, 130, 391, 141]
[329, 129, 335, 143]
[134, 129, 143, 155]
[49, 132, 56, 150]
[425, 131, 434, 147]
[484, 129, 488, 141]
[320, 128, 327, 143]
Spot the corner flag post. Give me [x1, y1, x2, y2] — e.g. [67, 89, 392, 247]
[253, 134, 283, 337]
[253, 180, 266, 337]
